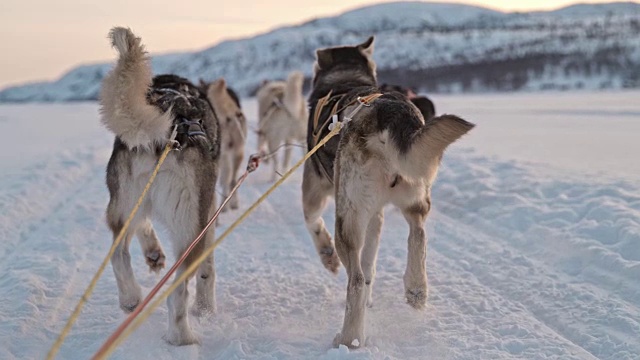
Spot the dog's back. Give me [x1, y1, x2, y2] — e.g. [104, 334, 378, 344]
[379, 83, 436, 119]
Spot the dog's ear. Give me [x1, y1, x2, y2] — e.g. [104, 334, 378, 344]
[287, 70, 304, 85]
[357, 36, 375, 58]
[199, 78, 208, 88]
[423, 115, 475, 153]
[315, 48, 333, 69]
[212, 78, 227, 92]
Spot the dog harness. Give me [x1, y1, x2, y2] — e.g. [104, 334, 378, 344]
[176, 117, 206, 138]
[309, 91, 383, 183]
[311, 91, 383, 146]
[149, 87, 209, 149]
[264, 97, 295, 120]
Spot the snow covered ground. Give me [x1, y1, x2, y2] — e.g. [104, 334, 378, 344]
[0, 91, 638, 359]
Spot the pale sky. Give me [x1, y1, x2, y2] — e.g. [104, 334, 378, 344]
[0, 0, 623, 88]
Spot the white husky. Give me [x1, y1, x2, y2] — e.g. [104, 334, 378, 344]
[256, 71, 307, 180]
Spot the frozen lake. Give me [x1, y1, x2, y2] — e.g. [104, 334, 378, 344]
[0, 91, 638, 360]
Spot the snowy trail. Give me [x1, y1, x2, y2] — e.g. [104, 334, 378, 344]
[433, 151, 640, 360]
[0, 93, 639, 359]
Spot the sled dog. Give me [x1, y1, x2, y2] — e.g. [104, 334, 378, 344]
[100, 27, 220, 345]
[301, 36, 474, 348]
[256, 71, 307, 180]
[202, 78, 247, 210]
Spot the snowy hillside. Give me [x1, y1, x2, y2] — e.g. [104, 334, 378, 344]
[1, 1, 640, 102]
[0, 91, 639, 359]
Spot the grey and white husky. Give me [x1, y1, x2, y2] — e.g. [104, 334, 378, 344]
[301, 36, 474, 348]
[100, 27, 220, 345]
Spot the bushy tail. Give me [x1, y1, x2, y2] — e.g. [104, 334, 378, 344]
[387, 114, 475, 180]
[99, 27, 172, 149]
[283, 71, 305, 120]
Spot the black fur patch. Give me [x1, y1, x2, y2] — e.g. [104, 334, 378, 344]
[147, 74, 220, 157]
[410, 97, 436, 120]
[379, 83, 436, 119]
[374, 93, 423, 154]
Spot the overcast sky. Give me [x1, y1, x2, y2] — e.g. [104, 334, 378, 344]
[0, 0, 623, 88]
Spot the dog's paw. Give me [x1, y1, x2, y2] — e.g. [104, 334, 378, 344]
[145, 248, 166, 273]
[164, 329, 201, 346]
[332, 332, 363, 349]
[118, 285, 143, 313]
[405, 286, 428, 309]
[190, 302, 216, 318]
[119, 295, 141, 313]
[319, 246, 341, 274]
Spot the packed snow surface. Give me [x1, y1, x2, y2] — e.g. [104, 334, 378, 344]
[0, 90, 638, 359]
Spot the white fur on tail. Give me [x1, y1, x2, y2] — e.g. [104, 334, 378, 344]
[387, 114, 475, 180]
[283, 71, 304, 118]
[99, 27, 173, 150]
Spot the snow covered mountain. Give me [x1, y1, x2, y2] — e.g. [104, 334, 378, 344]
[1, 1, 639, 102]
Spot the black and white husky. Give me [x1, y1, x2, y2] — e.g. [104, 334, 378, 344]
[301, 36, 474, 348]
[100, 27, 220, 345]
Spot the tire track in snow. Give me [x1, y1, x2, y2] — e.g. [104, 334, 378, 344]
[335, 204, 600, 360]
[0, 148, 113, 359]
[0, 144, 110, 266]
[207, 171, 353, 358]
[436, 150, 640, 307]
[431, 209, 640, 360]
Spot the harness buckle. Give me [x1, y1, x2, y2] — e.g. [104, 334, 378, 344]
[356, 96, 374, 106]
[327, 114, 340, 131]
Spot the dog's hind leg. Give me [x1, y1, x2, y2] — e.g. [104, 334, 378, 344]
[192, 228, 216, 318]
[361, 210, 384, 307]
[267, 136, 281, 181]
[401, 198, 431, 309]
[218, 153, 233, 213]
[136, 219, 166, 273]
[332, 198, 373, 349]
[229, 150, 244, 210]
[165, 265, 199, 346]
[107, 210, 143, 313]
[282, 137, 293, 170]
[302, 161, 340, 273]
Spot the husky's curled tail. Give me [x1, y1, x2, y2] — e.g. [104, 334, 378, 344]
[381, 108, 474, 181]
[282, 71, 306, 122]
[99, 27, 173, 150]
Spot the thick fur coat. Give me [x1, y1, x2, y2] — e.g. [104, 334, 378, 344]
[100, 27, 220, 346]
[301, 36, 474, 348]
[202, 78, 247, 211]
[256, 71, 308, 180]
